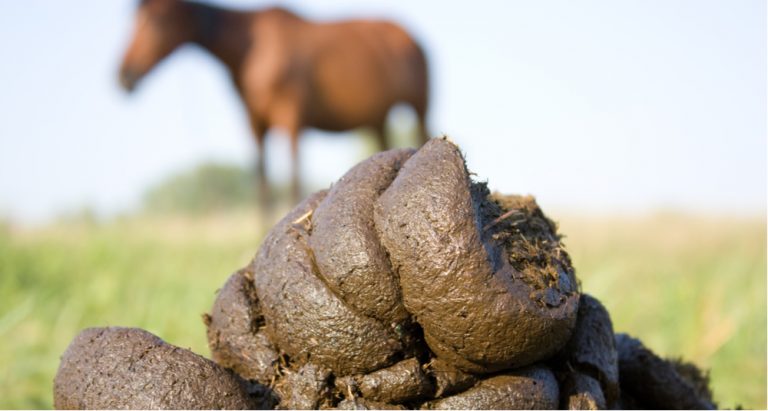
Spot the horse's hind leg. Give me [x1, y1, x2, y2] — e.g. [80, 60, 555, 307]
[416, 112, 429, 146]
[288, 124, 302, 205]
[374, 122, 389, 152]
[411, 98, 429, 147]
[249, 118, 271, 211]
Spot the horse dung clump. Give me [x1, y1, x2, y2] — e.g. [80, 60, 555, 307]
[53, 138, 716, 409]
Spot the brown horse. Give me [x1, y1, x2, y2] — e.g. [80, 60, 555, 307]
[119, 0, 430, 205]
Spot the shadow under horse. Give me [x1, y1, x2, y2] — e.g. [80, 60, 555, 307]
[119, 0, 430, 206]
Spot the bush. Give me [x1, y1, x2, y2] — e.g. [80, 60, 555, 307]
[143, 162, 255, 214]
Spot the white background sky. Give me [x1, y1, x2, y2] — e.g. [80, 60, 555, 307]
[0, 0, 765, 224]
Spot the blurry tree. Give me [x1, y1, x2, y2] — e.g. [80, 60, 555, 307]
[143, 163, 256, 214]
[144, 109, 423, 215]
[55, 207, 100, 226]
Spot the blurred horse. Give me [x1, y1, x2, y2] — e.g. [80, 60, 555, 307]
[119, 0, 430, 205]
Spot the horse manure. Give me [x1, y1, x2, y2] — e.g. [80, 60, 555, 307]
[273, 363, 333, 409]
[426, 358, 477, 398]
[207, 267, 279, 383]
[560, 372, 606, 410]
[332, 398, 406, 410]
[53, 138, 716, 409]
[615, 333, 716, 409]
[354, 358, 434, 404]
[556, 294, 620, 406]
[420, 366, 560, 410]
[53, 327, 263, 409]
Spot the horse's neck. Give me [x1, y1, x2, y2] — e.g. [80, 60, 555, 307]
[190, 4, 252, 75]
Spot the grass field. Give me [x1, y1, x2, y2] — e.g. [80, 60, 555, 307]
[0, 211, 764, 409]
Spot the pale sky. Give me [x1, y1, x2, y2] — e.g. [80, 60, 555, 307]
[0, 0, 765, 223]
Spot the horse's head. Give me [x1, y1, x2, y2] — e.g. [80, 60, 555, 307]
[119, 0, 195, 92]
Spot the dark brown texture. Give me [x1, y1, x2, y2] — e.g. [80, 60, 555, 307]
[421, 365, 560, 410]
[253, 190, 402, 375]
[427, 358, 478, 398]
[309, 148, 414, 328]
[560, 372, 606, 410]
[333, 398, 405, 410]
[354, 358, 434, 404]
[274, 363, 332, 409]
[53, 327, 260, 410]
[206, 267, 279, 383]
[615, 333, 716, 409]
[560, 294, 619, 405]
[672, 358, 716, 406]
[375, 138, 579, 373]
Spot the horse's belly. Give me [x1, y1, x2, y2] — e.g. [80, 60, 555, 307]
[307, 97, 391, 132]
[306, 42, 404, 130]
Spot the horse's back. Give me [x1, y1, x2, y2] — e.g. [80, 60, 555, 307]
[299, 19, 428, 130]
[245, 9, 428, 131]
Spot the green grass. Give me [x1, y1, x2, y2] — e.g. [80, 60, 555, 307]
[559, 212, 766, 409]
[0, 212, 266, 409]
[0, 211, 765, 409]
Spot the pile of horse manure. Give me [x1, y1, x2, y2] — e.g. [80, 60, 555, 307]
[54, 138, 716, 409]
